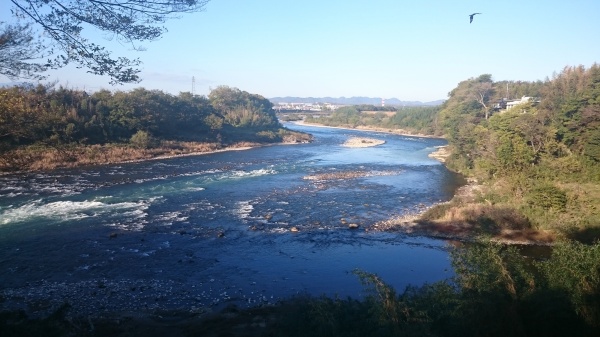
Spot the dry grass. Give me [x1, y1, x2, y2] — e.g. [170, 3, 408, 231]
[0, 141, 257, 172]
[377, 179, 557, 245]
[361, 110, 396, 117]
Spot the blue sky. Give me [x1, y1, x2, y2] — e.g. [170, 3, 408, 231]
[2, 0, 599, 101]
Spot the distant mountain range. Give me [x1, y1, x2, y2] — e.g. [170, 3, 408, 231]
[269, 96, 445, 106]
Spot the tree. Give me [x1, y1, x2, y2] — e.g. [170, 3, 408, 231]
[208, 86, 279, 128]
[471, 74, 495, 119]
[0, 22, 49, 80]
[4, 0, 209, 84]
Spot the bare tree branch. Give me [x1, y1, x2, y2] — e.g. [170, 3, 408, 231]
[3, 0, 209, 84]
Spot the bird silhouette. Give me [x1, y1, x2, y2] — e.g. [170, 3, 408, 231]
[469, 12, 481, 23]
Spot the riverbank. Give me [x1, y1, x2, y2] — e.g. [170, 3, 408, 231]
[1, 120, 427, 173]
[371, 176, 557, 245]
[427, 145, 450, 162]
[293, 120, 444, 139]
[0, 133, 312, 173]
[0, 141, 252, 173]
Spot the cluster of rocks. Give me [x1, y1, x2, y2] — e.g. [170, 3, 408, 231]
[0, 277, 279, 321]
[303, 170, 399, 182]
[303, 171, 371, 181]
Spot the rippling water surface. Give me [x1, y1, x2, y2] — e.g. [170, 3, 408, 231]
[0, 123, 464, 316]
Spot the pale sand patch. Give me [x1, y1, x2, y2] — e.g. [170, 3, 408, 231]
[428, 145, 450, 162]
[342, 137, 385, 148]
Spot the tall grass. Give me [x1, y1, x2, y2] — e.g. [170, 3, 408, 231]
[0, 141, 241, 172]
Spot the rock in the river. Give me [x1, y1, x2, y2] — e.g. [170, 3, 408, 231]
[342, 137, 385, 148]
[348, 223, 360, 229]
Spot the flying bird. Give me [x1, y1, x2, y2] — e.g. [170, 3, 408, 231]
[469, 12, 481, 23]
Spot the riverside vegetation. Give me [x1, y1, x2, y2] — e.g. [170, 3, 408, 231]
[0, 85, 311, 172]
[2, 66, 600, 336]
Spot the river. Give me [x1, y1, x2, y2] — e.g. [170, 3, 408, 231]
[0, 123, 465, 317]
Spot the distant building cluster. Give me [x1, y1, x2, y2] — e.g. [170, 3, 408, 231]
[273, 102, 343, 112]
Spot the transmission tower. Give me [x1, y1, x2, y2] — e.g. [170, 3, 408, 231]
[192, 76, 196, 95]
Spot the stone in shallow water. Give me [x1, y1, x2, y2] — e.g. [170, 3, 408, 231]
[342, 137, 386, 148]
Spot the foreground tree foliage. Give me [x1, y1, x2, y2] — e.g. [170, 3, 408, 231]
[0, 84, 309, 171]
[3, 0, 209, 83]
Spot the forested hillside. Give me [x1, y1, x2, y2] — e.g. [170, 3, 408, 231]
[427, 64, 600, 241]
[0, 85, 310, 171]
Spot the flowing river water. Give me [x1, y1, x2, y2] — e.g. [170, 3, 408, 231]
[0, 123, 465, 317]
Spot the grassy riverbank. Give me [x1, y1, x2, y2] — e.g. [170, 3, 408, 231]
[0, 131, 311, 173]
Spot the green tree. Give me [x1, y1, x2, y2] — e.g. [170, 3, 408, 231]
[208, 86, 279, 128]
[584, 127, 600, 162]
[471, 74, 495, 119]
[130, 130, 154, 149]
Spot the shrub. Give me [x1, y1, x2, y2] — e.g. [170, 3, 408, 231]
[129, 130, 154, 149]
[527, 184, 568, 212]
[256, 130, 278, 141]
[536, 241, 600, 327]
[420, 202, 453, 221]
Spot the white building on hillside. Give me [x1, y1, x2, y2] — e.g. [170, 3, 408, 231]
[506, 96, 538, 110]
